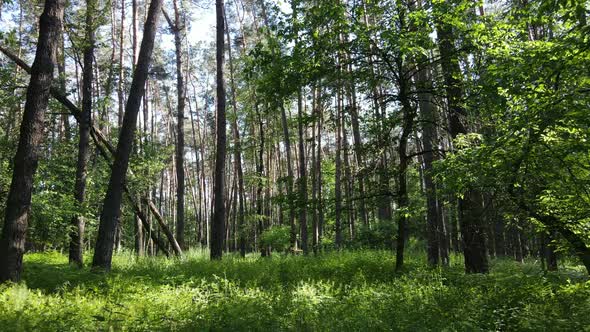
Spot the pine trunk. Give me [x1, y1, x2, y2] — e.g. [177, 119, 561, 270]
[0, 0, 64, 282]
[93, 0, 163, 270]
[69, 0, 94, 267]
[210, 0, 227, 260]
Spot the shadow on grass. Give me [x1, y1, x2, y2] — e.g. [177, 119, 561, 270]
[21, 250, 440, 293]
[9, 250, 589, 332]
[21, 249, 587, 295]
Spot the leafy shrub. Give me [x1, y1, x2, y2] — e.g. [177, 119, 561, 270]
[260, 225, 291, 252]
[351, 221, 397, 250]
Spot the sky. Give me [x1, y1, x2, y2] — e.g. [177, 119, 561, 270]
[0, 1, 293, 51]
[186, 2, 218, 44]
[185, 0, 292, 44]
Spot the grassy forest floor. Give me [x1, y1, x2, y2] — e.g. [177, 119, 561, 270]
[0, 249, 589, 331]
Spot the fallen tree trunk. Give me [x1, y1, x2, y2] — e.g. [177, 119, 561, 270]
[144, 199, 183, 256]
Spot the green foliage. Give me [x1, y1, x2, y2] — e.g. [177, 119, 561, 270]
[352, 221, 396, 250]
[260, 225, 291, 253]
[0, 251, 588, 331]
[431, 0, 590, 261]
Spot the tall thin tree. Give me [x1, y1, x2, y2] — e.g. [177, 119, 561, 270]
[92, 0, 164, 270]
[69, 0, 95, 267]
[163, 0, 187, 249]
[210, 0, 227, 260]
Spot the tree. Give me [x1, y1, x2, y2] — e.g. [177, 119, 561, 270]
[434, 0, 489, 274]
[93, 0, 163, 270]
[224, 5, 247, 258]
[210, 0, 227, 260]
[69, 0, 95, 267]
[291, 0, 308, 255]
[163, 0, 187, 249]
[417, 65, 448, 266]
[0, 0, 65, 282]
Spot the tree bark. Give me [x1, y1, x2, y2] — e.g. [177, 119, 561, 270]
[210, 0, 227, 260]
[341, 105, 355, 240]
[132, 0, 138, 67]
[117, 0, 125, 128]
[279, 103, 298, 251]
[57, 31, 70, 140]
[395, 69, 414, 272]
[345, 60, 368, 227]
[543, 232, 558, 271]
[223, 9, 247, 258]
[316, 100, 324, 244]
[92, 0, 163, 270]
[69, 0, 94, 267]
[296, 90, 308, 254]
[436, 7, 489, 273]
[163, 1, 186, 249]
[144, 199, 183, 256]
[311, 85, 320, 254]
[0, 0, 64, 283]
[256, 106, 267, 256]
[335, 88, 343, 249]
[417, 64, 448, 266]
[134, 214, 144, 256]
[292, 1, 308, 255]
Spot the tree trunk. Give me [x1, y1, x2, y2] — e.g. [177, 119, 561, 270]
[297, 90, 308, 254]
[117, 0, 125, 128]
[210, 0, 227, 260]
[311, 86, 320, 254]
[188, 96, 203, 245]
[543, 232, 558, 271]
[436, 7, 489, 273]
[92, 0, 163, 270]
[69, 0, 94, 267]
[0, 0, 64, 282]
[57, 31, 70, 141]
[134, 214, 144, 256]
[317, 101, 324, 244]
[144, 199, 182, 256]
[395, 71, 414, 272]
[335, 88, 343, 249]
[163, 1, 186, 249]
[345, 61, 368, 226]
[223, 9, 247, 258]
[132, 0, 138, 67]
[279, 103, 298, 251]
[256, 106, 267, 257]
[416, 63, 448, 266]
[2, 2, 24, 143]
[292, 1, 308, 255]
[342, 108, 355, 240]
[493, 219, 506, 257]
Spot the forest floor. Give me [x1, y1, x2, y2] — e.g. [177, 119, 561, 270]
[0, 249, 588, 331]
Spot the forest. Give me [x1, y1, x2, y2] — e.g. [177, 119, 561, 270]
[0, 0, 589, 330]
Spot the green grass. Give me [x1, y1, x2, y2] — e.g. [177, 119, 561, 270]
[0, 249, 588, 331]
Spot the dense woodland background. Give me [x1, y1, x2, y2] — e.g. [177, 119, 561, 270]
[0, 0, 589, 330]
[0, 0, 589, 280]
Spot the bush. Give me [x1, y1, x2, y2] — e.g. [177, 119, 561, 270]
[260, 225, 291, 252]
[351, 221, 397, 250]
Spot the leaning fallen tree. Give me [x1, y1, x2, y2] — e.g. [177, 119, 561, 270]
[0, 45, 182, 257]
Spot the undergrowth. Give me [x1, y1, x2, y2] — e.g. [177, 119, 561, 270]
[0, 249, 588, 331]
